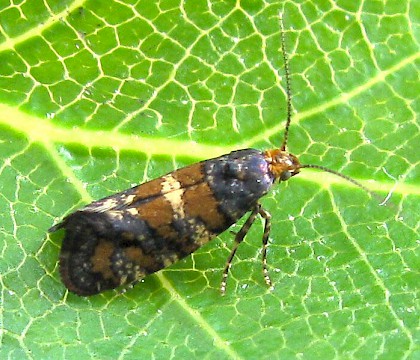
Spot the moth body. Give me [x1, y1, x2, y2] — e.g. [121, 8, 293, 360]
[54, 149, 299, 295]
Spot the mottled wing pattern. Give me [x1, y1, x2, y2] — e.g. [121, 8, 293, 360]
[55, 149, 275, 295]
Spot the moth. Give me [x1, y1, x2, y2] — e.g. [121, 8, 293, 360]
[50, 19, 371, 296]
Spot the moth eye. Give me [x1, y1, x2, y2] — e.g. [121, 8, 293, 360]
[280, 171, 292, 181]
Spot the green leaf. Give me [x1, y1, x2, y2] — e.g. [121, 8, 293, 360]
[1, 1, 418, 359]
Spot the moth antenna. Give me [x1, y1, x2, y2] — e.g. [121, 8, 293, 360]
[301, 163, 392, 206]
[300, 164, 378, 200]
[279, 14, 292, 151]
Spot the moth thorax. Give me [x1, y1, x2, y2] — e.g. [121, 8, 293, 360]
[264, 149, 301, 181]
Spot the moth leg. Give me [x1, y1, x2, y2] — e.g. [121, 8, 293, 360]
[258, 206, 273, 290]
[221, 204, 261, 295]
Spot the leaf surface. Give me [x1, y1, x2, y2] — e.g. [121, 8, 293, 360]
[0, 1, 419, 359]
